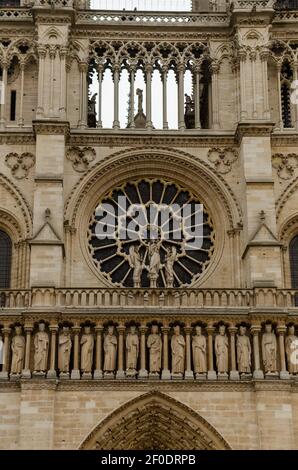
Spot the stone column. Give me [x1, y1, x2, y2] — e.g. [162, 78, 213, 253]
[294, 62, 298, 131]
[184, 325, 194, 380]
[210, 62, 220, 129]
[113, 64, 120, 129]
[162, 66, 169, 130]
[0, 327, 11, 380]
[36, 47, 46, 118]
[78, 62, 88, 128]
[239, 50, 248, 121]
[206, 324, 216, 380]
[251, 325, 264, 379]
[116, 325, 125, 379]
[161, 326, 171, 380]
[277, 324, 290, 380]
[250, 51, 257, 119]
[59, 47, 67, 119]
[94, 324, 103, 379]
[49, 46, 56, 116]
[229, 325, 240, 380]
[194, 64, 201, 130]
[260, 50, 270, 120]
[71, 325, 81, 380]
[22, 325, 33, 379]
[18, 61, 25, 127]
[47, 324, 58, 379]
[0, 61, 8, 129]
[97, 64, 103, 129]
[178, 63, 185, 130]
[146, 64, 153, 129]
[128, 65, 136, 128]
[139, 325, 148, 379]
[276, 62, 283, 130]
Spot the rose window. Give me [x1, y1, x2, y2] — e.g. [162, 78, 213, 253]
[88, 179, 215, 288]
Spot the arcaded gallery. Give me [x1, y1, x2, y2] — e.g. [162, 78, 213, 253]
[0, 0, 298, 451]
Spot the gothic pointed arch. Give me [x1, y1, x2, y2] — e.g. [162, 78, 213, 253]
[79, 392, 231, 450]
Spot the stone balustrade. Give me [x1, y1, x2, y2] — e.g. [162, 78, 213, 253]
[0, 287, 298, 309]
[0, 318, 298, 381]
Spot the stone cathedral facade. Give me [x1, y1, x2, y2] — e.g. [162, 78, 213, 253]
[1, 0, 298, 450]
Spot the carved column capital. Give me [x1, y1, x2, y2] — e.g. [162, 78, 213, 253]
[250, 324, 262, 335]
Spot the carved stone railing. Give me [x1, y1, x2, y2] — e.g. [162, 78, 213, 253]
[32, 0, 74, 7]
[0, 287, 298, 310]
[76, 10, 230, 26]
[0, 8, 32, 19]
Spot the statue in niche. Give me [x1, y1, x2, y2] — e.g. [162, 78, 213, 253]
[11, 326, 25, 375]
[164, 246, 177, 288]
[215, 324, 229, 374]
[171, 325, 185, 376]
[126, 325, 139, 376]
[285, 325, 298, 374]
[80, 326, 94, 374]
[184, 93, 195, 129]
[33, 322, 49, 373]
[236, 325, 251, 375]
[148, 240, 162, 288]
[262, 323, 277, 374]
[147, 324, 162, 374]
[192, 325, 207, 374]
[132, 88, 147, 128]
[88, 93, 97, 128]
[58, 326, 72, 374]
[128, 245, 143, 288]
[103, 325, 117, 373]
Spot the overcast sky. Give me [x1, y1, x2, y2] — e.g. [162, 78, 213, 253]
[90, 0, 192, 11]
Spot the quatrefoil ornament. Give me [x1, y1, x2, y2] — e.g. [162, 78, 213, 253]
[5, 152, 35, 180]
[207, 147, 238, 174]
[66, 146, 96, 173]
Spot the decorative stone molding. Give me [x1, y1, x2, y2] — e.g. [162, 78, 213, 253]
[66, 146, 96, 172]
[5, 152, 35, 180]
[79, 391, 232, 450]
[207, 147, 238, 174]
[272, 153, 298, 180]
[0, 174, 32, 236]
[33, 121, 70, 138]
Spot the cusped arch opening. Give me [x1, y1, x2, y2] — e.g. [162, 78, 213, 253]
[79, 391, 231, 451]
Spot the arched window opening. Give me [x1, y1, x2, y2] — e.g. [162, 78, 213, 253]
[280, 60, 294, 128]
[290, 235, 298, 306]
[0, 230, 12, 289]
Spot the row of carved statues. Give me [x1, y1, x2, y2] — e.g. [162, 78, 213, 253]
[1, 321, 298, 380]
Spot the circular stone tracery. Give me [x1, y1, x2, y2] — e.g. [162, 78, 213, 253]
[88, 178, 215, 288]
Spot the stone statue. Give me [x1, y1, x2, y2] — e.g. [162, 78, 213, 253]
[88, 93, 97, 128]
[103, 325, 117, 373]
[147, 324, 162, 374]
[136, 88, 142, 112]
[171, 325, 185, 376]
[285, 325, 298, 374]
[10, 326, 25, 375]
[33, 322, 49, 373]
[80, 326, 94, 374]
[164, 246, 177, 288]
[236, 325, 251, 374]
[192, 325, 207, 374]
[128, 245, 143, 288]
[58, 326, 72, 374]
[215, 325, 229, 374]
[262, 323, 277, 374]
[148, 240, 162, 288]
[126, 325, 139, 376]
